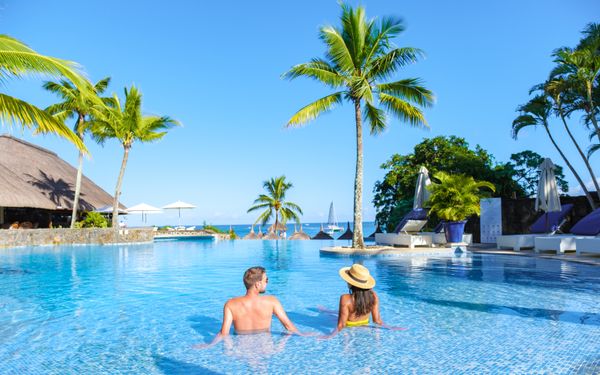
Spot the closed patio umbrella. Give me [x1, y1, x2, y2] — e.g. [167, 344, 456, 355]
[535, 158, 562, 231]
[414, 166, 431, 209]
[162, 200, 196, 227]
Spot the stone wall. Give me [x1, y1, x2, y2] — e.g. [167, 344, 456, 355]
[0, 227, 154, 248]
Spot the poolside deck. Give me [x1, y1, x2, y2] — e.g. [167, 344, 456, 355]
[321, 243, 600, 266]
[469, 243, 600, 266]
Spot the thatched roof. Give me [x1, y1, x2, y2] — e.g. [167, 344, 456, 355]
[312, 224, 333, 240]
[268, 222, 287, 232]
[338, 222, 353, 240]
[262, 231, 279, 240]
[243, 225, 258, 239]
[289, 224, 310, 240]
[0, 135, 121, 211]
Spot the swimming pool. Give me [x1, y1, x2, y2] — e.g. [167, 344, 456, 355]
[1, 240, 599, 374]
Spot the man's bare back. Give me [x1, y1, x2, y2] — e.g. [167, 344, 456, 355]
[218, 267, 298, 336]
[224, 294, 293, 334]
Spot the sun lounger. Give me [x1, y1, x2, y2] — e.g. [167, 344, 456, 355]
[375, 209, 433, 247]
[534, 207, 600, 254]
[496, 204, 574, 251]
[575, 237, 600, 256]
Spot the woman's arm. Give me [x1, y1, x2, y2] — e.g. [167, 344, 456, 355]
[319, 295, 348, 340]
[371, 292, 407, 331]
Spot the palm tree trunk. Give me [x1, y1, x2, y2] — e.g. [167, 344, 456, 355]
[112, 145, 130, 228]
[557, 106, 600, 200]
[70, 117, 85, 228]
[352, 99, 365, 248]
[544, 125, 596, 209]
[274, 209, 279, 236]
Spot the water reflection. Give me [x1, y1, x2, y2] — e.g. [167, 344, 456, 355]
[222, 333, 290, 373]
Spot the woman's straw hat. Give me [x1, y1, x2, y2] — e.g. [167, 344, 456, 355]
[339, 263, 376, 289]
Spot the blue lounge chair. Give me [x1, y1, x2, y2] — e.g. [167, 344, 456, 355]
[535, 207, 600, 254]
[496, 203, 574, 251]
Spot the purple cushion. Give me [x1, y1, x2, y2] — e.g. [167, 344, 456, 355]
[394, 209, 429, 233]
[529, 204, 574, 233]
[570, 208, 600, 236]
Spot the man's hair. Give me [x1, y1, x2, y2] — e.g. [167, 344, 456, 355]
[243, 266, 266, 289]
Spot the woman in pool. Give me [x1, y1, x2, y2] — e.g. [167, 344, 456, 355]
[321, 263, 405, 339]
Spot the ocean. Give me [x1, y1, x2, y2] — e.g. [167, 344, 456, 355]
[193, 221, 377, 239]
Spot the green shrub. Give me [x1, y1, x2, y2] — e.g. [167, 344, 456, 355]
[203, 224, 224, 234]
[77, 212, 109, 228]
[427, 172, 495, 222]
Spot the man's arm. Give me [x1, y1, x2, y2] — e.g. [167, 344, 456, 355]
[193, 302, 232, 349]
[272, 298, 299, 334]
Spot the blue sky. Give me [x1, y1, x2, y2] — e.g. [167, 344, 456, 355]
[2, 0, 599, 226]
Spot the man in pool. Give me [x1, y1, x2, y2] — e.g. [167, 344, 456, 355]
[194, 266, 303, 348]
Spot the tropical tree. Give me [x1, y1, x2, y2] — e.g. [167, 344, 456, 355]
[0, 34, 90, 150]
[537, 79, 600, 199]
[512, 95, 596, 208]
[44, 77, 111, 228]
[283, 4, 433, 248]
[247, 176, 303, 235]
[91, 86, 179, 228]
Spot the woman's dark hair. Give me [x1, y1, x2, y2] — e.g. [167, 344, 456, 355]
[349, 285, 375, 316]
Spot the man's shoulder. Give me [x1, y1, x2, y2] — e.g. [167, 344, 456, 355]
[225, 296, 245, 306]
[260, 295, 281, 304]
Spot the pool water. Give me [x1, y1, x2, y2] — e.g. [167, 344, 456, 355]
[1, 240, 599, 374]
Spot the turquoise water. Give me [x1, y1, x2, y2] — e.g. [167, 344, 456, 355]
[188, 222, 377, 239]
[1, 240, 599, 374]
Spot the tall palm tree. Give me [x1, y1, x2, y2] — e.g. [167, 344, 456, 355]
[247, 176, 303, 235]
[539, 79, 600, 199]
[91, 86, 179, 228]
[43, 77, 111, 227]
[283, 4, 433, 248]
[0, 34, 90, 150]
[512, 95, 596, 209]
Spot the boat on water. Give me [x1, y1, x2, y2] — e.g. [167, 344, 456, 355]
[326, 201, 343, 234]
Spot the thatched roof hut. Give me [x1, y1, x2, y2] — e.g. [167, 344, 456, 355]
[268, 222, 287, 233]
[243, 225, 258, 239]
[338, 222, 353, 240]
[312, 223, 333, 240]
[262, 230, 279, 240]
[0, 135, 120, 211]
[289, 224, 310, 240]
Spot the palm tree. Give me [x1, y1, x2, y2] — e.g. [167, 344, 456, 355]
[283, 4, 433, 248]
[551, 23, 600, 141]
[512, 95, 596, 209]
[247, 176, 303, 235]
[0, 34, 90, 150]
[43, 77, 111, 227]
[91, 86, 179, 228]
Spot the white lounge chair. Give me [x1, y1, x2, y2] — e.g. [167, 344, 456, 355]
[496, 204, 574, 251]
[375, 209, 433, 248]
[534, 208, 600, 254]
[575, 237, 600, 256]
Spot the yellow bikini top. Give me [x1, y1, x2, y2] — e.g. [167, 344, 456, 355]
[346, 318, 369, 327]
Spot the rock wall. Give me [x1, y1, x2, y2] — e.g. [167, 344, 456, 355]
[0, 227, 154, 248]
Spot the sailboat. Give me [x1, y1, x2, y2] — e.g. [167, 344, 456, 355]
[326, 201, 343, 234]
